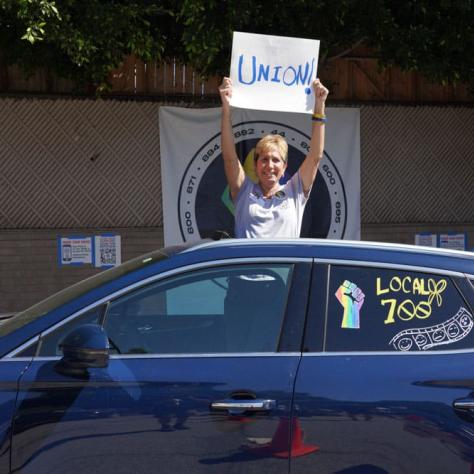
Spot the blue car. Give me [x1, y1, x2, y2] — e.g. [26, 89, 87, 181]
[1, 239, 473, 473]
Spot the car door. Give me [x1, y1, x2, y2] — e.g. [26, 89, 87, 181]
[11, 259, 311, 474]
[292, 262, 474, 474]
[0, 360, 31, 473]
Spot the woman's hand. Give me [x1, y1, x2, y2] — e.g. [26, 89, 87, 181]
[219, 77, 233, 110]
[313, 79, 329, 114]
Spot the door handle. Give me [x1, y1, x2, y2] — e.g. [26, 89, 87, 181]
[453, 398, 474, 412]
[453, 398, 474, 421]
[211, 399, 276, 415]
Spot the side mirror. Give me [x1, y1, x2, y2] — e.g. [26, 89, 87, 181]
[55, 324, 109, 376]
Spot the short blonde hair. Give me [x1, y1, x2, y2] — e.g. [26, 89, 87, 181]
[255, 134, 288, 163]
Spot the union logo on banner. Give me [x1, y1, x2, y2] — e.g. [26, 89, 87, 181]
[178, 120, 347, 241]
[159, 107, 360, 246]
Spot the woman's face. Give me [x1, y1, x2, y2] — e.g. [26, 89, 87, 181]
[255, 147, 287, 190]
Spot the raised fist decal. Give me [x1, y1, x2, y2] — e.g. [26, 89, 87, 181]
[336, 280, 365, 329]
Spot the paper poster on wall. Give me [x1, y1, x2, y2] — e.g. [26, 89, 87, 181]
[58, 236, 93, 266]
[94, 235, 121, 268]
[415, 232, 437, 247]
[439, 232, 467, 251]
[229, 32, 320, 114]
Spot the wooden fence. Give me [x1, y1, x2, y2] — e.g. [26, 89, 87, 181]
[1, 52, 472, 103]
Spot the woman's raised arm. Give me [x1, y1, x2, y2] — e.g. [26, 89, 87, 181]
[299, 79, 329, 196]
[219, 77, 246, 201]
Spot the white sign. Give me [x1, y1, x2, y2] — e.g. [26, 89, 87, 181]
[94, 235, 121, 267]
[58, 236, 93, 265]
[229, 32, 320, 114]
[439, 232, 466, 251]
[159, 106, 360, 245]
[415, 232, 437, 247]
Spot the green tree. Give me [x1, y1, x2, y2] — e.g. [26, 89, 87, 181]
[178, 0, 474, 86]
[1, 0, 473, 91]
[0, 0, 181, 90]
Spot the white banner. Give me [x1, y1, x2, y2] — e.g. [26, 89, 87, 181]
[230, 32, 320, 114]
[159, 107, 360, 245]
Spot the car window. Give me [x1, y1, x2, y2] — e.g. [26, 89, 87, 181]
[0, 243, 192, 338]
[325, 265, 474, 352]
[104, 264, 292, 355]
[36, 306, 105, 357]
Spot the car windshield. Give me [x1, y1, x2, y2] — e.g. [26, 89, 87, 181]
[0, 244, 189, 337]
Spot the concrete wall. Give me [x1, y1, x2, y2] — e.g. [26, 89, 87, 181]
[0, 228, 163, 313]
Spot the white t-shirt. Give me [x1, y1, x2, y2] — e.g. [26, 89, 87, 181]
[234, 171, 309, 238]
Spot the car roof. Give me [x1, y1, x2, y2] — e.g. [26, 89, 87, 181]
[181, 238, 474, 275]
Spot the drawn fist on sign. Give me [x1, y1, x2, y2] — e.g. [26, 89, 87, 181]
[335, 280, 365, 329]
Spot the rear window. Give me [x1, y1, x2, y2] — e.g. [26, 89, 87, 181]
[325, 265, 474, 352]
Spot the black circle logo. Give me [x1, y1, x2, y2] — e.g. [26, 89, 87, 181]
[178, 121, 347, 241]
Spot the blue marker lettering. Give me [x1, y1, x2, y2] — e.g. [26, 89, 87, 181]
[283, 66, 297, 86]
[238, 54, 256, 85]
[309, 58, 315, 85]
[295, 59, 314, 86]
[237, 55, 316, 89]
[271, 66, 282, 83]
[258, 64, 270, 82]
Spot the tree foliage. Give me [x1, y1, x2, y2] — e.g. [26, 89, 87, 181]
[0, 0, 180, 90]
[178, 0, 474, 87]
[0, 0, 473, 91]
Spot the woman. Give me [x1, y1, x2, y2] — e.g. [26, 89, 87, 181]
[219, 77, 329, 238]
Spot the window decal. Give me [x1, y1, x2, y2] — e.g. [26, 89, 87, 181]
[376, 276, 447, 325]
[335, 280, 365, 329]
[389, 307, 473, 351]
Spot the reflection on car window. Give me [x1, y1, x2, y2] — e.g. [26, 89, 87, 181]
[326, 266, 474, 352]
[166, 277, 227, 315]
[0, 244, 187, 338]
[104, 264, 292, 355]
[36, 306, 104, 357]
